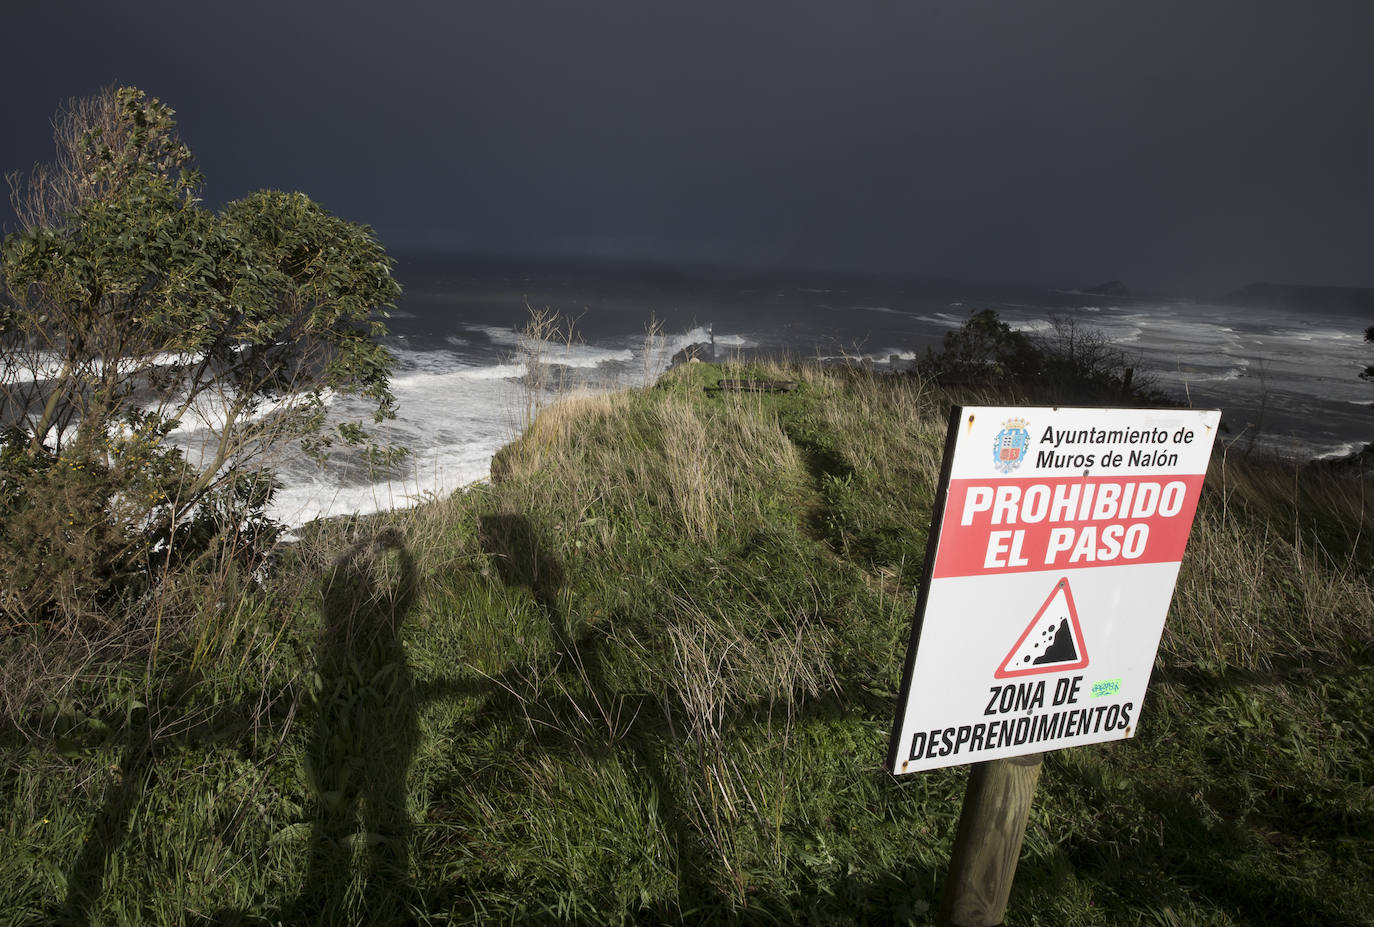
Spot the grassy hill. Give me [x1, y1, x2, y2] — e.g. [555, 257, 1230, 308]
[1, 357, 1372, 925]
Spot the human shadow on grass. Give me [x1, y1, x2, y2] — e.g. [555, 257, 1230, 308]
[45, 659, 309, 925]
[410, 514, 933, 923]
[442, 513, 723, 913]
[288, 527, 420, 924]
[43, 527, 419, 926]
[44, 512, 916, 924]
[49, 669, 204, 925]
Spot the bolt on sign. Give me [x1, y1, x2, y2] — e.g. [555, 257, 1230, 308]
[888, 406, 1220, 774]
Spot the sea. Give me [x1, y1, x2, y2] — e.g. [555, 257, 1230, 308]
[251, 254, 1372, 529]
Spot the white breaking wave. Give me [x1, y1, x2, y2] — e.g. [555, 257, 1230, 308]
[1313, 441, 1368, 460]
[916, 313, 965, 328]
[399, 362, 529, 384]
[265, 326, 760, 528]
[469, 325, 637, 368]
[1154, 366, 1245, 385]
[267, 348, 526, 527]
[657, 326, 753, 354]
[6, 350, 204, 384]
[815, 348, 918, 365]
[554, 346, 636, 368]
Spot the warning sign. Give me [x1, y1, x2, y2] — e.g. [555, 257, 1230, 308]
[995, 578, 1088, 678]
[888, 406, 1219, 774]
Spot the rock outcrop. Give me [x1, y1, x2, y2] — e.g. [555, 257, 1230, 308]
[667, 342, 713, 369]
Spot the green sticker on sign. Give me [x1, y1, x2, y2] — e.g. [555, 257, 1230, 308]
[1091, 678, 1122, 698]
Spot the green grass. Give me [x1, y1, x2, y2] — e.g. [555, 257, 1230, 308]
[1, 360, 1371, 925]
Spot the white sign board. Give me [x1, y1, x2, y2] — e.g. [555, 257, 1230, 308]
[888, 406, 1220, 774]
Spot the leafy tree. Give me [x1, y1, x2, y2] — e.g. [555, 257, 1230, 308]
[1362, 325, 1373, 382]
[0, 87, 400, 628]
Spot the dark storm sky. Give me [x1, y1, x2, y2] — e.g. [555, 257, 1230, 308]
[2, 0, 1371, 294]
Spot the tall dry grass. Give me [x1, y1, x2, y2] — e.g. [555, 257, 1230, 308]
[494, 384, 804, 546]
[1164, 454, 1374, 673]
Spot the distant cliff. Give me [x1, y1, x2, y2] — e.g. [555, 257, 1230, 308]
[1218, 283, 1374, 313]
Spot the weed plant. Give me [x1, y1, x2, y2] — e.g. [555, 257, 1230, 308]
[1, 343, 1371, 924]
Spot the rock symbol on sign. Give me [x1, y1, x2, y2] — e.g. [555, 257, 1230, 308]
[995, 577, 1090, 678]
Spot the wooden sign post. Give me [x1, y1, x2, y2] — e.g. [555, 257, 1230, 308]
[938, 754, 1044, 927]
[888, 405, 1220, 923]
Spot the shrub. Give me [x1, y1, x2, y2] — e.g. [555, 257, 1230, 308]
[920, 309, 1154, 404]
[0, 87, 399, 633]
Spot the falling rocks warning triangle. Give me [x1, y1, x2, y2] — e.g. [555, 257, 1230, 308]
[995, 577, 1089, 678]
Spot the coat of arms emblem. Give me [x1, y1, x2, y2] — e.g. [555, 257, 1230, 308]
[992, 417, 1031, 473]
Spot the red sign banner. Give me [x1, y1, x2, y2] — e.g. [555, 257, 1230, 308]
[932, 474, 1207, 579]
